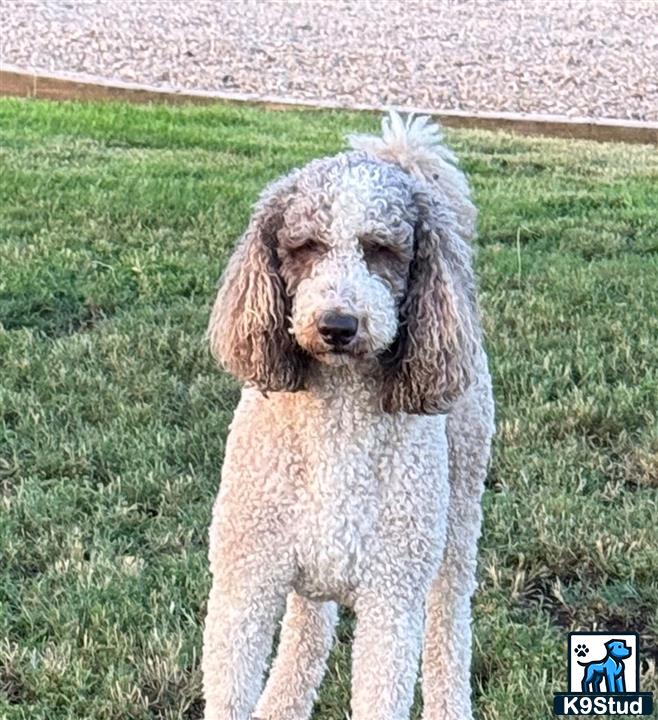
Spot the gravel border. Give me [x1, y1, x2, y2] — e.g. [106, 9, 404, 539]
[3, 63, 657, 145]
[2, 0, 657, 122]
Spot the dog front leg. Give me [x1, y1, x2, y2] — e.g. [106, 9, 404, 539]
[350, 595, 424, 720]
[616, 672, 625, 693]
[606, 666, 619, 693]
[422, 379, 493, 720]
[202, 568, 286, 720]
[254, 591, 338, 720]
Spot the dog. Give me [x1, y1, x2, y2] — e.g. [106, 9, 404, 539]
[580, 639, 632, 693]
[202, 112, 494, 720]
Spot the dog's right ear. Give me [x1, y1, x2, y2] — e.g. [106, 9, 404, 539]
[208, 175, 306, 392]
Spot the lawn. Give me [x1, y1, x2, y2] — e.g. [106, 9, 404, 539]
[0, 97, 656, 720]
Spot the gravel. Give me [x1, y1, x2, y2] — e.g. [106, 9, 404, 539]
[2, 0, 657, 121]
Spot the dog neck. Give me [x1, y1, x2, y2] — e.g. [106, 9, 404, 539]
[305, 359, 384, 413]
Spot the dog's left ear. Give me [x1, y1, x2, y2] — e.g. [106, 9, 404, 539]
[207, 175, 306, 392]
[381, 189, 478, 414]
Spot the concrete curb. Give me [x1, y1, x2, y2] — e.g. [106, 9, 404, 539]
[1, 63, 657, 145]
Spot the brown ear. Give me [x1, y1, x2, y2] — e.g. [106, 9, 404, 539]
[382, 191, 478, 414]
[208, 178, 306, 391]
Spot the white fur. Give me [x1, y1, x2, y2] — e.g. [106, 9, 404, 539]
[202, 112, 494, 720]
[349, 113, 476, 238]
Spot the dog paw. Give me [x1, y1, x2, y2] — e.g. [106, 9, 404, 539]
[575, 644, 589, 658]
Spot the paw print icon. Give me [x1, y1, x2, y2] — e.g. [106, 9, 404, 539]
[574, 644, 589, 658]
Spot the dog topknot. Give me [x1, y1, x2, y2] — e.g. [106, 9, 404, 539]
[348, 111, 476, 238]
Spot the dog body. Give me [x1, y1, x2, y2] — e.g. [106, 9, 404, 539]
[203, 114, 494, 720]
[579, 640, 631, 693]
[225, 380, 450, 609]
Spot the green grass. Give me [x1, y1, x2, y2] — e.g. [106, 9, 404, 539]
[0, 97, 657, 720]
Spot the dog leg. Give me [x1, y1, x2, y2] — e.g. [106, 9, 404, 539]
[254, 591, 338, 720]
[582, 665, 598, 693]
[422, 368, 494, 720]
[605, 666, 618, 693]
[202, 568, 286, 720]
[616, 672, 625, 693]
[350, 595, 424, 720]
[422, 530, 482, 720]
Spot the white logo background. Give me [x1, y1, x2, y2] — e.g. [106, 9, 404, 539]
[569, 633, 638, 693]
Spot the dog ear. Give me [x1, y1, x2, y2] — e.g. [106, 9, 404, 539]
[208, 176, 306, 392]
[381, 190, 478, 414]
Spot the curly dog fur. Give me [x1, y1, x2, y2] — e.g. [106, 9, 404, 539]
[202, 112, 494, 720]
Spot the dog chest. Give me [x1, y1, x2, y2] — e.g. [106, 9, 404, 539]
[290, 411, 450, 604]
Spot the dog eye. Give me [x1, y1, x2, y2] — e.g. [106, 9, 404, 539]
[290, 238, 322, 254]
[362, 240, 399, 262]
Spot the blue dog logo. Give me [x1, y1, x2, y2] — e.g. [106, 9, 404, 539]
[578, 639, 631, 693]
[553, 631, 654, 716]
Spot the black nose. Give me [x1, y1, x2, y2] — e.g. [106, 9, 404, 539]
[318, 311, 358, 347]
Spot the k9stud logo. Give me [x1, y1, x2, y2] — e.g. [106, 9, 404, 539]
[554, 632, 654, 715]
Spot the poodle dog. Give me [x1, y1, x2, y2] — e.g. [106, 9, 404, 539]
[202, 112, 494, 720]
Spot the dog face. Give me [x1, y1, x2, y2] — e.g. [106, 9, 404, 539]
[209, 148, 477, 414]
[278, 157, 416, 365]
[606, 640, 632, 660]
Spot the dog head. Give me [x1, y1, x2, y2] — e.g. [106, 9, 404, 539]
[605, 640, 632, 660]
[208, 113, 479, 414]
